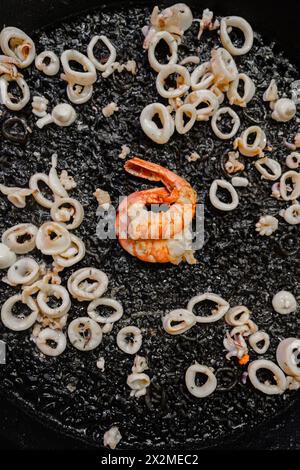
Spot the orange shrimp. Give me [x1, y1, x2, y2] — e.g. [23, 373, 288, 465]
[116, 157, 197, 265]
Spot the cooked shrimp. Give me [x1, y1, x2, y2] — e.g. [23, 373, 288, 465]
[116, 158, 197, 264]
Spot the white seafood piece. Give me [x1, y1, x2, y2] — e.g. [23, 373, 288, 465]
[36, 311, 68, 330]
[225, 305, 250, 326]
[53, 234, 85, 267]
[0, 243, 16, 269]
[87, 35, 116, 72]
[0, 55, 19, 78]
[102, 102, 119, 117]
[255, 215, 278, 236]
[223, 331, 248, 360]
[190, 62, 214, 91]
[234, 126, 266, 157]
[227, 73, 255, 107]
[286, 152, 300, 169]
[179, 55, 200, 66]
[272, 291, 297, 315]
[0, 26, 35, 68]
[185, 90, 219, 121]
[132, 355, 148, 374]
[156, 63, 191, 98]
[61, 49, 96, 86]
[249, 331, 270, 354]
[286, 376, 300, 390]
[187, 293, 229, 323]
[280, 170, 300, 201]
[140, 103, 174, 144]
[116, 326, 142, 355]
[162, 308, 196, 335]
[88, 298, 123, 324]
[225, 151, 244, 174]
[231, 176, 249, 187]
[127, 372, 150, 398]
[36, 328, 67, 356]
[68, 317, 103, 351]
[36, 103, 77, 129]
[67, 83, 93, 104]
[282, 204, 300, 225]
[29, 173, 56, 209]
[60, 170, 76, 190]
[37, 284, 71, 318]
[248, 359, 287, 395]
[94, 188, 111, 210]
[2, 223, 38, 254]
[101, 60, 137, 78]
[271, 182, 281, 200]
[196, 8, 219, 40]
[1, 293, 38, 331]
[254, 157, 281, 181]
[67, 267, 108, 302]
[103, 426, 122, 450]
[96, 357, 105, 371]
[31, 96, 49, 117]
[49, 154, 69, 199]
[271, 98, 296, 122]
[211, 107, 240, 139]
[263, 79, 279, 103]
[50, 197, 84, 230]
[210, 48, 238, 90]
[220, 16, 253, 56]
[0, 184, 34, 208]
[185, 363, 217, 398]
[276, 338, 300, 377]
[209, 179, 239, 211]
[35, 51, 59, 76]
[148, 31, 178, 72]
[0, 75, 30, 111]
[175, 104, 196, 134]
[36, 222, 71, 256]
[7, 257, 39, 286]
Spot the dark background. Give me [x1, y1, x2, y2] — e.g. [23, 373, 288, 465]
[0, 0, 300, 450]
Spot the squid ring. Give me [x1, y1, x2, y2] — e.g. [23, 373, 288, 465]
[156, 64, 191, 98]
[29, 173, 56, 209]
[175, 104, 196, 134]
[220, 16, 254, 56]
[185, 363, 217, 398]
[211, 107, 240, 140]
[61, 50, 97, 86]
[286, 153, 300, 170]
[225, 305, 250, 326]
[248, 359, 287, 395]
[87, 298, 124, 324]
[0, 75, 30, 111]
[37, 284, 71, 318]
[53, 234, 85, 267]
[35, 51, 60, 76]
[210, 48, 238, 89]
[209, 179, 239, 211]
[140, 102, 174, 144]
[87, 35, 116, 72]
[117, 326, 142, 355]
[187, 293, 230, 323]
[162, 309, 197, 335]
[36, 221, 71, 256]
[255, 157, 282, 181]
[36, 328, 67, 356]
[280, 171, 300, 201]
[67, 83, 93, 104]
[148, 31, 178, 72]
[227, 73, 255, 107]
[283, 204, 300, 225]
[276, 337, 300, 377]
[68, 317, 103, 351]
[185, 90, 219, 121]
[1, 293, 38, 331]
[190, 62, 214, 91]
[67, 267, 108, 301]
[2, 223, 38, 254]
[50, 197, 84, 230]
[7, 257, 40, 286]
[249, 331, 270, 354]
[234, 126, 266, 157]
[0, 26, 35, 68]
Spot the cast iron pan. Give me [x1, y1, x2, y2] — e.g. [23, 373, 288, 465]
[0, 0, 300, 449]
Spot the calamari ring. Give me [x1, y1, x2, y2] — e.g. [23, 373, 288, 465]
[36, 328, 67, 356]
[248, 359, 287, 395]
[220, 16, 254, 56]
[117, 326, 142, 355]
[187, 293, 230, 322]
[36, 221, 71, 256]
[2, 223, 38, 254]
[37, 284, 71, 318]
[87, 298, 124, 324]
[68, 317, 102, 351]
[185, 363, 217, 398]
[148, 31, 178, 72]
[67, 267, 108, 301]
[50, 197, 84, 230]
[156, 63, 191, 98]
[1, 293, 38, 331]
